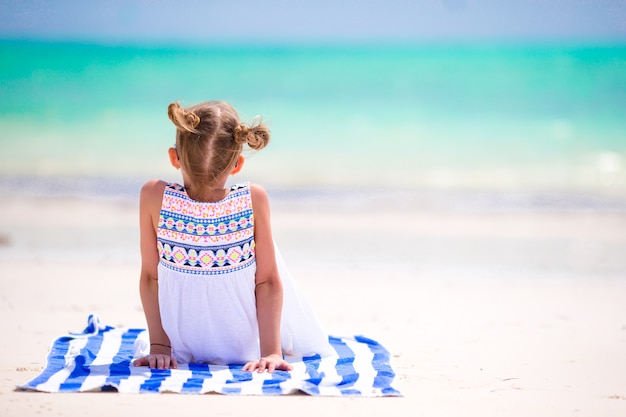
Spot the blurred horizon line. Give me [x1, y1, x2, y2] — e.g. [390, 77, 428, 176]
[2, 35, 625, 50]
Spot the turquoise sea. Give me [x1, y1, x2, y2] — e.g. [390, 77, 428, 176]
[1, 40, 625, 207]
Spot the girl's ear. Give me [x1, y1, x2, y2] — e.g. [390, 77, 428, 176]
[168, 147, 181, 169]
[231, 155, 245, 175]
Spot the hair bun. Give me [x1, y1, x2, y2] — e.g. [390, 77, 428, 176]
[233, 121, 270, 150]
[168, 102, 200, 133]
[247, 127, 270, 150]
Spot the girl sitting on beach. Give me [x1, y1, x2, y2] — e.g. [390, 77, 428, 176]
[133, 101, 333, 373]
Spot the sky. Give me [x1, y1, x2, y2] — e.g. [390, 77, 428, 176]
[1, 0, 625, 45]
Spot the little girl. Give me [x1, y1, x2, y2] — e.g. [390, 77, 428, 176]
[133, 101, 333, 373]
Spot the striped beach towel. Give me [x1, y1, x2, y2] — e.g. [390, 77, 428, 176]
[19, 315, 401, 397]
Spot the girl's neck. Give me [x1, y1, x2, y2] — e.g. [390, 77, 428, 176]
[180, 170, 232, 203]
[184, 182, 230, 203]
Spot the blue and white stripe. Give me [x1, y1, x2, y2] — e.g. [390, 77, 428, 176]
[19, 315, 401, 397]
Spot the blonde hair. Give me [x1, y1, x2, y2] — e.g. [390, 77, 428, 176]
[167, 101, 270, 188]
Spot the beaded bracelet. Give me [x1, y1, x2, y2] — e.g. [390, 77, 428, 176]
[150, 343, 171, 349]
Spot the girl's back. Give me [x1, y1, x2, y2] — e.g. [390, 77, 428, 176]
[157, 182, 260, 365]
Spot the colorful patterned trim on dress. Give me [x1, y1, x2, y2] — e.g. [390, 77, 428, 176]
[158, 211, 253, 236]
[156, 182, 256, 276]
[161, 183, 253, 220]
[157, 212, 254, 249]
[158, 238, 256, 276]
[157, 227, 254, 247]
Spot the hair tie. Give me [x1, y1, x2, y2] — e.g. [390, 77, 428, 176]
[233, 122, 248, 145]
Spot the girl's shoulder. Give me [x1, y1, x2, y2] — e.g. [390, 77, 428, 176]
[140, 179, 168, 205]
[248, 182, 271, 214]
[248, 182, 268, 201]
[141, 178, 168, 193]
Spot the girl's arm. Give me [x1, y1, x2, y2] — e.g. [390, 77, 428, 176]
[133, 179, 177, 370]
[242, 184, 292, 373]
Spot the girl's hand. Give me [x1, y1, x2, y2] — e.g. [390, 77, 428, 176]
[133, 344, 178, 369]
[242, 354, 293, 373]
[133, 354, 178, 369]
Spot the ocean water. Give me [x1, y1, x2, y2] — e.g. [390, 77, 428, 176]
[1, 40, 625, 204]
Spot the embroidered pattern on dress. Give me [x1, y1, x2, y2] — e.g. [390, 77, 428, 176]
[158, 238, 255, 275]
[157, 183, 255, 275]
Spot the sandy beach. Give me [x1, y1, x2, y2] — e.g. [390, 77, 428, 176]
[1, 190, 626, 416]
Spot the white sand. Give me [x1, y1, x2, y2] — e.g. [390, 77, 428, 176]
[1, 193, 626, 416]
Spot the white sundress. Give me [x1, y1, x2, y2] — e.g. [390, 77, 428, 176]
[156, 182, 333, 365]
